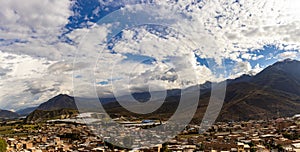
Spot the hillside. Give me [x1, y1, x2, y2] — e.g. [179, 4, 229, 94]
[16, 107, 37, 116]
[36, 94, 77, 111]
[25, 109, 78, 123]
[104, 59, 300, 122]
[216, 59, 300, 121]
[25, 59, 300, 123]
[0, 110, 19, 119]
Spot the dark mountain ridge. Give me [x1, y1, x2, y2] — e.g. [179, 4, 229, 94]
[37, 94, 76, 111]
[25, 59, 300, 123]
[0, 109, 19, 119]
[217, 59, 300, 121]
[16, 107, 37, 116]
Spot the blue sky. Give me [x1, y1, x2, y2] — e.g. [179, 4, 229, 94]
[63, 0, 299, 74]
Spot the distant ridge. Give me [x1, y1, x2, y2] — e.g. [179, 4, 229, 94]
[36, 94, 76, 111]
[0, 109, 19, 119]
[106, 59, 300, 122]
[16, 107, 37, 116]
[215, 59, 300, 121]
[25, 59, 300, 123]
[25, 94, 77, 123]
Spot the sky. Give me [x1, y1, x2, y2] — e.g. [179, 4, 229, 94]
[0, 0, 300, 111]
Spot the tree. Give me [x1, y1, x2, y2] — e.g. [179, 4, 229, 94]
[0, 139, 7, 152]
[276, 144, 284, 151]
[161, 143, 171, 152]
[198, 143, 205, 151]
[248, 142, 256, 152]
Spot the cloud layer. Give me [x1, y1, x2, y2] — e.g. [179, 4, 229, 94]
[0, 0, 300, 110]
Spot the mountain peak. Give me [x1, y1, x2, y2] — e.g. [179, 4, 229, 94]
[36, 94, 76, 111]
[253, 58, 300, 96]
[56, 94, 72, 98]
[262, 59, 300, 72]
[283, 58, 293, 62]
[274, 58, 299, 65]
[0, 109, 19, 119]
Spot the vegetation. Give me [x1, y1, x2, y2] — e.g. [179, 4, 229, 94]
[248, 142, 256, 152]
[198, 143, 205, 151]
[0, 126, 13, 135]
[0, 121, 43, 137]
[275, 144, 283, 151]
[161, 143, 171, 152]
[58, 133, 80, 140]
[25, 109, 79, 123]
[0, 139, 7, 152]
[283, 132, 300, 140]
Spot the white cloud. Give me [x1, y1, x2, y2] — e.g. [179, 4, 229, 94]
[0, 0, 72, 37]
[159, 0, 300, 60]
[232, 61, 263, 77]
[252, 55, 264, 61]
[250, 64, 263, 75]
[0, 0, 74, 60]
[1, 0, 300, 110]
[0, 52, 74, 110]
[233, 61, 251, 75]
[0, 0, 75, 110]
[89, 26, 214, 97]
[276, 51, 299, 60]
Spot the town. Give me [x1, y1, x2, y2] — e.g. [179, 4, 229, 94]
[0, 114, 299, 152]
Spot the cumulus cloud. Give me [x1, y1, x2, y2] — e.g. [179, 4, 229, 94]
[233, 61, 251, 74]
[0, 52, 74, 110]
[1, 0, 300, 110]
[157, 0, 300, 61]
[232, 61, 263, 77]
[0, 0, 74, 60]
[276, 51, 299, 60]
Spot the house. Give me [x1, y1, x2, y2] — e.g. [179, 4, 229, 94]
[291, 143, 300, 152]
[237, 142, 244, 152]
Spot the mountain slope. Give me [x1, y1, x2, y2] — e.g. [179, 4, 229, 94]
[25, 94, 77, 123]
[0, 110, 19, 119]
[210, 59, 300, 121]
[25, 94, 112, 122]
[25, 109, 78, 123]
[104, 59, 300, 122]
[216, 82, 300, 121]
[37, 94, 77, 111]
[16, 107, 37, 116]
[25, 59, 300, 123]
[252, 59, 300, 96]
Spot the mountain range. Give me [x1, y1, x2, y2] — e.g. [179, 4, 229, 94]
[5, 59, 300, 123]
[217, 59, 300, 121]
[103, 59, 300, 123]
[0, 109, 20, 119]
[16, 107, 37, 116]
